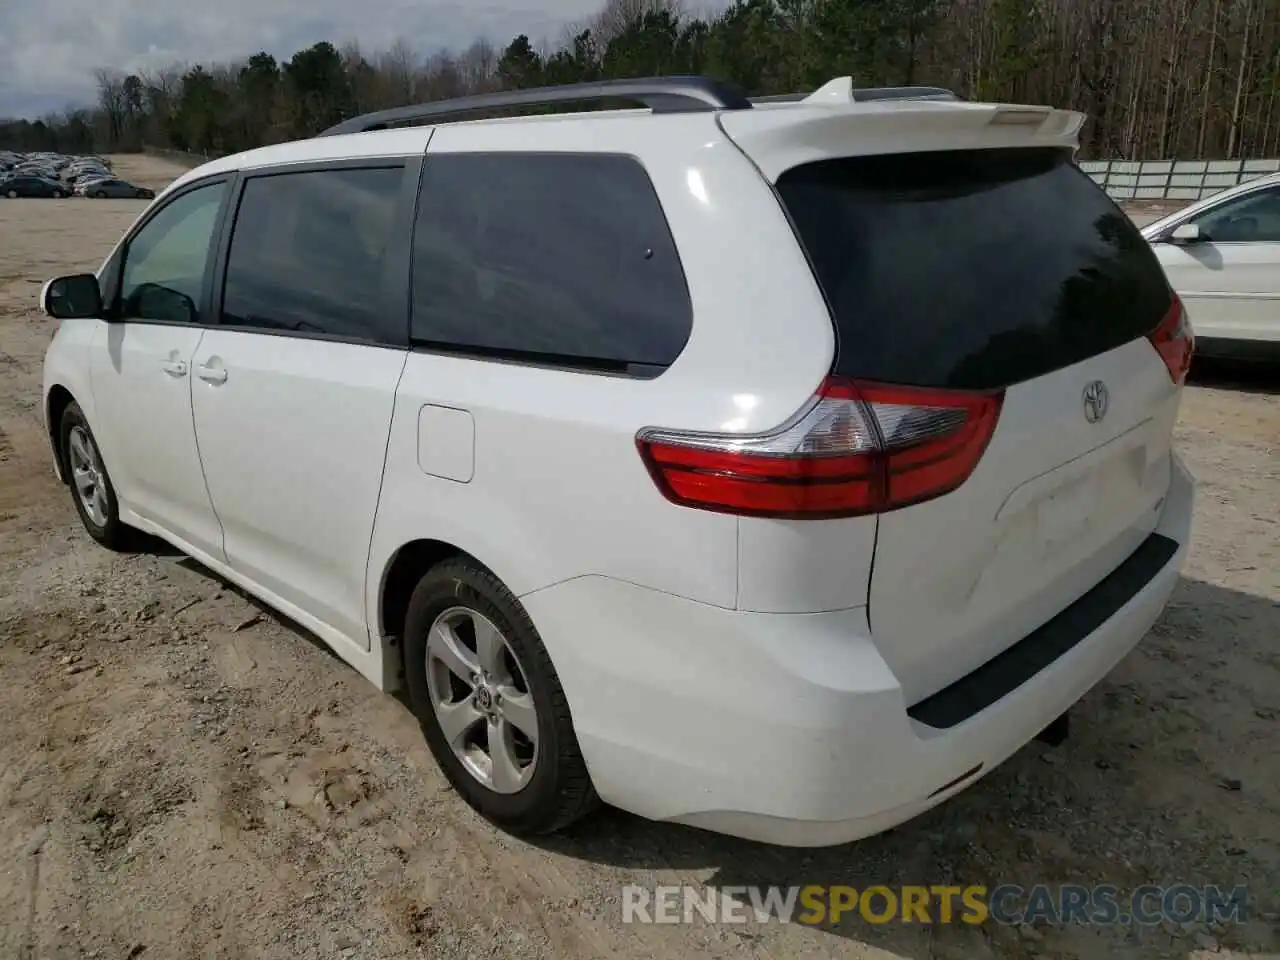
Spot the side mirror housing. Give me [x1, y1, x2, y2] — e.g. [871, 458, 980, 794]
[41, 273, 103, 319]
[1168, 222, 1205, 245]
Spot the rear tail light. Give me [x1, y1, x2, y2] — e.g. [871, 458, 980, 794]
[636, 379, 1003, 519]
[1148, 294, 1193, 384]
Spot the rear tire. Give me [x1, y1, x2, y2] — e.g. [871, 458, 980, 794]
[59, 402, 132, 551]
[403, 558, 598, 836]
[5, 190, 16, 199]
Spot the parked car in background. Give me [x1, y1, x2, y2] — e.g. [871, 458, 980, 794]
[72, 178, 110, 196]
[69, 167, 110, 183]
[82, 178, 155, 199]
[12, 165, 59, 181]
[1, 175, 67, 198]
[1142, 171, 1280, 362]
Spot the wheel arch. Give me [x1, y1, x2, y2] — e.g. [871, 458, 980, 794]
[45, 384, 77, 483]
[378, 538, 500, 647]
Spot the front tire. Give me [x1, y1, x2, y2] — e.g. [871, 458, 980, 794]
[5, 190, 16, 199]
[52, 189, 63, 198]
[403, 559, 597, 836]
[60, 402, 130, 550]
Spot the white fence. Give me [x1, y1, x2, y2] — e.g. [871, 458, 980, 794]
[1079, 158, 1280, 201]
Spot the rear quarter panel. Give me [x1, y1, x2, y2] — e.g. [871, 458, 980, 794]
[365, 112, 839, 628]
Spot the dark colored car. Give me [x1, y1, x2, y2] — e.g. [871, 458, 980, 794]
[14, 169, 58, 181]
[0, 176, 67, 198]
[83, 178, 155, 199]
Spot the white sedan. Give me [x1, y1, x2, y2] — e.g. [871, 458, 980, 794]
[1141, 171, 1280, 362]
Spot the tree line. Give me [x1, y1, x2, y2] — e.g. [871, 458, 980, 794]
[2, 0, 1278, 161]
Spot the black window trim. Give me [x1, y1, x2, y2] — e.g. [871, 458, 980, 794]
[105, 172, 239, 327]
[209, 155, 424, 350]
[407, 149, 692, 380]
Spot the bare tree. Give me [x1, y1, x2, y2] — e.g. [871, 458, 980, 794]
[93, 69, 127, 147]
[378, 39, 418, 106]
[591, 0, 685, 45]
[12, 0, 1280, 161]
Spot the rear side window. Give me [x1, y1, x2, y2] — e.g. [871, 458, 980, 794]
[221, 166, 405, 344]
[411, 153, 692, 375]
[776, 148, 1173, 390]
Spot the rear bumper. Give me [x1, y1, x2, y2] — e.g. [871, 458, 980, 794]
[521, 454, 1194, 847]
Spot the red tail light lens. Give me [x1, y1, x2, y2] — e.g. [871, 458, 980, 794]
[637, 378, 1003, 519]
[1148, 295, 1193, 384]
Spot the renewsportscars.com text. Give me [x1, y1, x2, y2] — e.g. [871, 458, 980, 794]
[621, 884, 1251, 927]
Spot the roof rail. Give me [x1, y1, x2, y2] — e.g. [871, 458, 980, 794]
[749, 82, 961, 106]
[318, 76, 753, 136]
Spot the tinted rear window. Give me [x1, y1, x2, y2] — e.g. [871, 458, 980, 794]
[411, 153, 692, 376]
[775, 148, 1173, 390]
[222, 166, 405, 345]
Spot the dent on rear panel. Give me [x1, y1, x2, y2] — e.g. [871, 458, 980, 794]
[417, 404, 475, 483]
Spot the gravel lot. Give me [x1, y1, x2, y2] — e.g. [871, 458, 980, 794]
[1, 154, 1277, 960]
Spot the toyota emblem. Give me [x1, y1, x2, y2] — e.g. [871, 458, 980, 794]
[1082, 380, 1109, 424]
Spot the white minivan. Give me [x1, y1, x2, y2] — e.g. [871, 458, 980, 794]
[41, 76, 1194, 846]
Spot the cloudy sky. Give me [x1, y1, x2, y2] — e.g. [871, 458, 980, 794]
[0, 0, 614, 119]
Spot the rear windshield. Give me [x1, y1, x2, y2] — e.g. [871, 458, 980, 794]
[775, 148, 1173, 390]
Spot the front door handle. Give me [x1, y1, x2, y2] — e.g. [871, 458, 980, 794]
[161, 359, 188, 377]
[196, 364, 228, 385]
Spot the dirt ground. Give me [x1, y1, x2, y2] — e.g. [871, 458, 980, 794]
[0, 153, 1276, 960]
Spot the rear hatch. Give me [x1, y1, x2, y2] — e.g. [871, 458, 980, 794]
[742, 137, 1187, 704]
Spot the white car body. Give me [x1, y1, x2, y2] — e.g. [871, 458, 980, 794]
[72, 176, 110, 195]
[1142, 171, 1280, 361]
[41, 76, 1194, 846]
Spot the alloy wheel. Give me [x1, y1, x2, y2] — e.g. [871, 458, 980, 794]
[67, 425, 109, 526]
[425, 606, 539, 794]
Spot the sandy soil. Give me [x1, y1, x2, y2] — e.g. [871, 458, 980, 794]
[0, 154, 1277, 960]
[1121, 200, 1193, 228]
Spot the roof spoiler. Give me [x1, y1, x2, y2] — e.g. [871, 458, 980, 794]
[751, 79, 961, 106]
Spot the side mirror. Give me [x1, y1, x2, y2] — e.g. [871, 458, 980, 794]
[1168, 223, 1206, 245]
[41, 273, 103, 319]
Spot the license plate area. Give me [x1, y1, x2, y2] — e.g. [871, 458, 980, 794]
[1037, 470, 1100, 553]
[1033, 437, 1151, 557]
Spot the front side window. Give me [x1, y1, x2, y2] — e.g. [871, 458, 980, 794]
[410, 152, 693, 374]
[1190, 186, 1280, 243]
[220, 166, 406, 344]
[119, 180, 227, 325]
